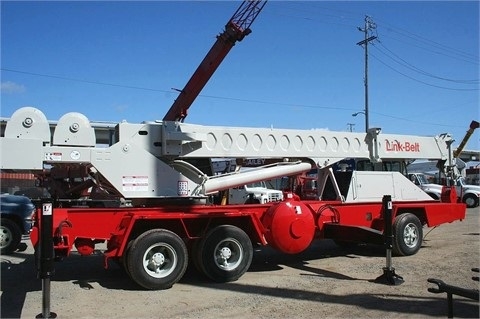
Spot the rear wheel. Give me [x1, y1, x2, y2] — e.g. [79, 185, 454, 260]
[196, 225, 253, 282]
[127, 229, 188, 290]
[0, 218, 22, 255]
[392, 213, 423, 256]
[463, 194, 479, 208]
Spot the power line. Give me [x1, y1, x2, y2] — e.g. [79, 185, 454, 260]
[271, 2, 479, 65]
[369, 53, 479, 91]
[378, 33, 479, 65]
[266, 1, 359, 29]
[1, 67, 470, 130]
[373, 42, 478, 84]
[266, 4, 479, 93]
[362, 19, 479, 91]
[3, 2, 477, 132]
[0, 68, 171, 93]
[0, 67, 355, 112]
[375, 18, 479, 63]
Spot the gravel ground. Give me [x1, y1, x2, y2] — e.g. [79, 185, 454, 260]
[1, 207, 479, 319]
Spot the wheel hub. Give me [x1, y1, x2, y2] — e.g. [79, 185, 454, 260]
[219, 247, 232, 261]
[149, 252, 165, 272]
[0, 227, 11, 248]
[404, 224, 418, 247]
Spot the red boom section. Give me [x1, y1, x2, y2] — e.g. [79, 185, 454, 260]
[163, 0, 267, 122]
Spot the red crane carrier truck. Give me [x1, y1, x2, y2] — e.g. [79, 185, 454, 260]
[0, 0, 466, 290]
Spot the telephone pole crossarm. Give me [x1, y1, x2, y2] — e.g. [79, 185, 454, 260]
[357, 35, 377, 46]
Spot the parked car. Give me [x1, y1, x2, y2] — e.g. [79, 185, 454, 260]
[0, 194, 36, 254]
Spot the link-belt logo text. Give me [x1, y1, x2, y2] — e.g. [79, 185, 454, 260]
[385, 140, 420, 152]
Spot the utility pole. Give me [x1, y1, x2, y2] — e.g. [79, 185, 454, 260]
[357, 15, 377, 133]
[347, 123, 355, 132]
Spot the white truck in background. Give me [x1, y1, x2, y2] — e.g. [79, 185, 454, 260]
[228, 181, 283, 204]
[408, 172, 480, 208]
[408, 173, 443, 200]
[454, 176, 480, 208]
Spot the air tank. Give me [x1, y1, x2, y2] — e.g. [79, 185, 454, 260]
[262, 193, 315, 254]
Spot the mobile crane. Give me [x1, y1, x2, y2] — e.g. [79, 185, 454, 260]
[0, 108, 467, 289]
[0, 1, 467, 291]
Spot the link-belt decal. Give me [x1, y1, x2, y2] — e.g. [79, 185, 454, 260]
[385, 140, 420, 152]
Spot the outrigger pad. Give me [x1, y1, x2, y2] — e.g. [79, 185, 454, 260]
[374, 267, 404, 286]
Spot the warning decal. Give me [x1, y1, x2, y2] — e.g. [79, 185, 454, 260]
[122, 176, 149, 192]
[44, 152, 62, 161]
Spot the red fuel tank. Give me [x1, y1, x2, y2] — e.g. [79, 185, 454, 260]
[262, 194, 315, 254]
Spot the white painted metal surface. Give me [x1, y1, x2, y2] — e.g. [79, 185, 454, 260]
[0, 107, 456, 200]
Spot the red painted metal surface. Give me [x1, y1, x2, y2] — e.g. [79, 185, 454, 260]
[262, 196, 315, 254]
[0, 172, 35, 179]
[29, 195, 466, 264]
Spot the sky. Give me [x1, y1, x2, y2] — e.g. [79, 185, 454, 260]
[1, 0, 479, 152]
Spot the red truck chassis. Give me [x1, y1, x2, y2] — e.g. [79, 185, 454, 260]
[30, 192, 465, 290]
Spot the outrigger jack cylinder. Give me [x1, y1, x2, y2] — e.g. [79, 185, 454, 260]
[36, 200, 57, 319]
[374, 195, 404, 285]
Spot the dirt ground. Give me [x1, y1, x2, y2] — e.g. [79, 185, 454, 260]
[1, 207, 479, 319]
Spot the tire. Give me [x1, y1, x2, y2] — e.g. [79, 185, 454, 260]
[120, 240, 133, 278]
[392, 213, 423, 256]
[127, 229, 188, 290]
[0, 218, 22, 255]
[463, 194, 479, 208]
[190, 239, 205, 274]
[196, 225, 253, 283]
